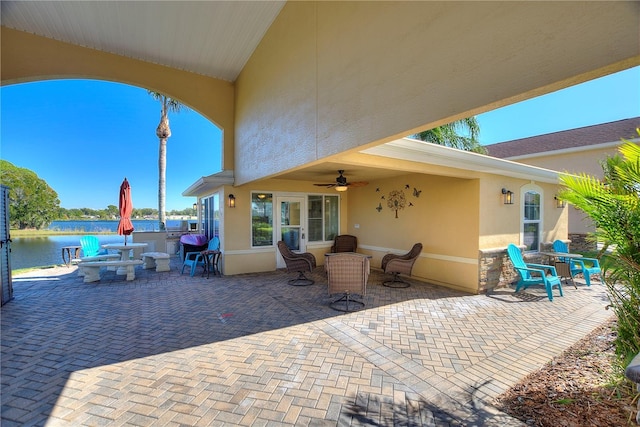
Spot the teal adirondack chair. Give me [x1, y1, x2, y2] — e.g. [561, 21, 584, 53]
[80, 235, 109, 257]
[507, 244, 563, 301]
[552, 240, 601, 286]
[181, 237, 220, 277]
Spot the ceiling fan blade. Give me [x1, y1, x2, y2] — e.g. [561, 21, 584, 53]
[313, 183, 336, 187]
[347, 181, 368, 188]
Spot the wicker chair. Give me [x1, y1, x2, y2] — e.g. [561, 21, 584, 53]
[325, 253, 370, 312]
[381, 243, 423, 288]
[330, 235, 358, 253]
[277, 241, 317, 286]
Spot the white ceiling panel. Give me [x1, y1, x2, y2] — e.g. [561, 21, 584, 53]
[1, 1, 286, 81]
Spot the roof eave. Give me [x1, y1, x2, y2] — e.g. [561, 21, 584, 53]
[182, 170, 235, 197]
[362, 138, 562, 184]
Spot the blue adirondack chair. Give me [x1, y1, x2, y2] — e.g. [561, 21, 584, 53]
[507, 244, 563, 301]
[552, 240, 601, 286]
[181, 237, 220, 277]
[80, 235, 109, 257]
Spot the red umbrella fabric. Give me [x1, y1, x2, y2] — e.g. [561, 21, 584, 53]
[117, 178, 134, 244]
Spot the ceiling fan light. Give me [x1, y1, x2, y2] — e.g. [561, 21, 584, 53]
[335, 185, 348, 192]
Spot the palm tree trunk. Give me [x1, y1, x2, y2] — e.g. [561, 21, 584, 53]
[155, 101, 171, 231]
[158, 137, 167, 230]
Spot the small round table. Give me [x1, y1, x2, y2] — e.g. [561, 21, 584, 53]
[201, 250, 222, 278]
[61, 245, 82, 267]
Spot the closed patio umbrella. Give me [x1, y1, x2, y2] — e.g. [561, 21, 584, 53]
[117, 178, 134, 245]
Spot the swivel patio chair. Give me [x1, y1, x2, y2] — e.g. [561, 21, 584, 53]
[181, 236, 220, 277]
[330, 235, 358, 253]
[80, 235, 109, 257]
[325, 252, 369, 312]
[507, 244, 563, 301]
[552, 240, 601, 286]
[381, 243, 423, 288]
[277, 241, 317, 286]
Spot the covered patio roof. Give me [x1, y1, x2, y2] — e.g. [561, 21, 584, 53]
[183, 138, 561, 196]
[0, 1, 285, 82]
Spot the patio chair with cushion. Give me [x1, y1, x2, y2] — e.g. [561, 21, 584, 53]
[181, 236, 220, 277]
[381, 243, 423, 288]
[277, 241, 317, 286]
[507, 243, 563, 301]
[325, 252, 370, 312]
[330, 234, 358, 253]
[552, 240, 601, 286]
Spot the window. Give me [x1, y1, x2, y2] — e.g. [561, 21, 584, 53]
[523, 189, 541, 252]
[201, 194, 220, 239]
[252, 193, 273, 246]
[308, 194, 339, 242]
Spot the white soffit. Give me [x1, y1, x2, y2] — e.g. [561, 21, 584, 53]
[182, 170, 234, 197]
[0, 1, 286, 82]
[362, 138, 561, 184]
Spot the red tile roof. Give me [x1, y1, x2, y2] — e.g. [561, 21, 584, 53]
[485, 117, 640, 159]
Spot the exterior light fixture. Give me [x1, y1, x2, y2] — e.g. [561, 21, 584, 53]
[192, 203, 197, 211]
[501, 188, 514, 205]
[554, 196, 566, 208]
[228, 194, 236, 208]
[335, 185, 348, 192]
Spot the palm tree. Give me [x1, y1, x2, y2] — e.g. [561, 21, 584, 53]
[412, 117, 485, 154]
[148, 91, 184, 231]
[558, 137, 640, 365]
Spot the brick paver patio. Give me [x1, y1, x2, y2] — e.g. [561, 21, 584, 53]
[1, 257, 613, 426]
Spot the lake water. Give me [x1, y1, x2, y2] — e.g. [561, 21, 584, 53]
[10, 220, 191, 270]
[47, 220, 162, 233]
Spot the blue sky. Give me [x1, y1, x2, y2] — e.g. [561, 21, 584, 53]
[1, 66, 638, 211]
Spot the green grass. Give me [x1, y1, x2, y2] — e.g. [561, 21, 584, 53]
[11, 229, 115, 237]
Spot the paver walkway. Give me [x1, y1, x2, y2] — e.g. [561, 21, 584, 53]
[1, 258, 613, 426]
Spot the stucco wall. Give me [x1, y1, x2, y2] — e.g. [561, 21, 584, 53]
[511, 145, 629, 236]
[346, 173, 480, 293]
[235, 1, 639, 185]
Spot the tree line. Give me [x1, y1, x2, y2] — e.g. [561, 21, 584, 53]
[57, 206, 196, 221]
[1, 160, 195, 230]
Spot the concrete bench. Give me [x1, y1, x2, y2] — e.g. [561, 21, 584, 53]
[140, 252, 171, 272]
[77, 254, 121, 276]
[80, 260, 143, 283]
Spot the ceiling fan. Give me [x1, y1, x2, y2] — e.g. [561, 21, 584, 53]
[313, 170, 368, 192]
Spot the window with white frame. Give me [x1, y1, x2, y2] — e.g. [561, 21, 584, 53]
[251, 192, 273, 247]
[250, 192, 338, 246]
[522, 187, 541, 252]
[201, 194, 220, 239]
[307, 194, 339, 242]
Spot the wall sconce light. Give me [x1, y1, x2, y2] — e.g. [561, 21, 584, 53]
[501, 188, 514, 205]
[228, 194, 236, 208]
[192, 203, 197, 211]
[554, 196, 566, 208]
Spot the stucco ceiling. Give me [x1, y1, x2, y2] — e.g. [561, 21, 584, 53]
[0, 1, 286, 82]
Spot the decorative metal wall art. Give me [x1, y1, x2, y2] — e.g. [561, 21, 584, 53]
[375, 184, 422, 218]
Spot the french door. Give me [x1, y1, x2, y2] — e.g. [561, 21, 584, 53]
[276, 196, 306, 268]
